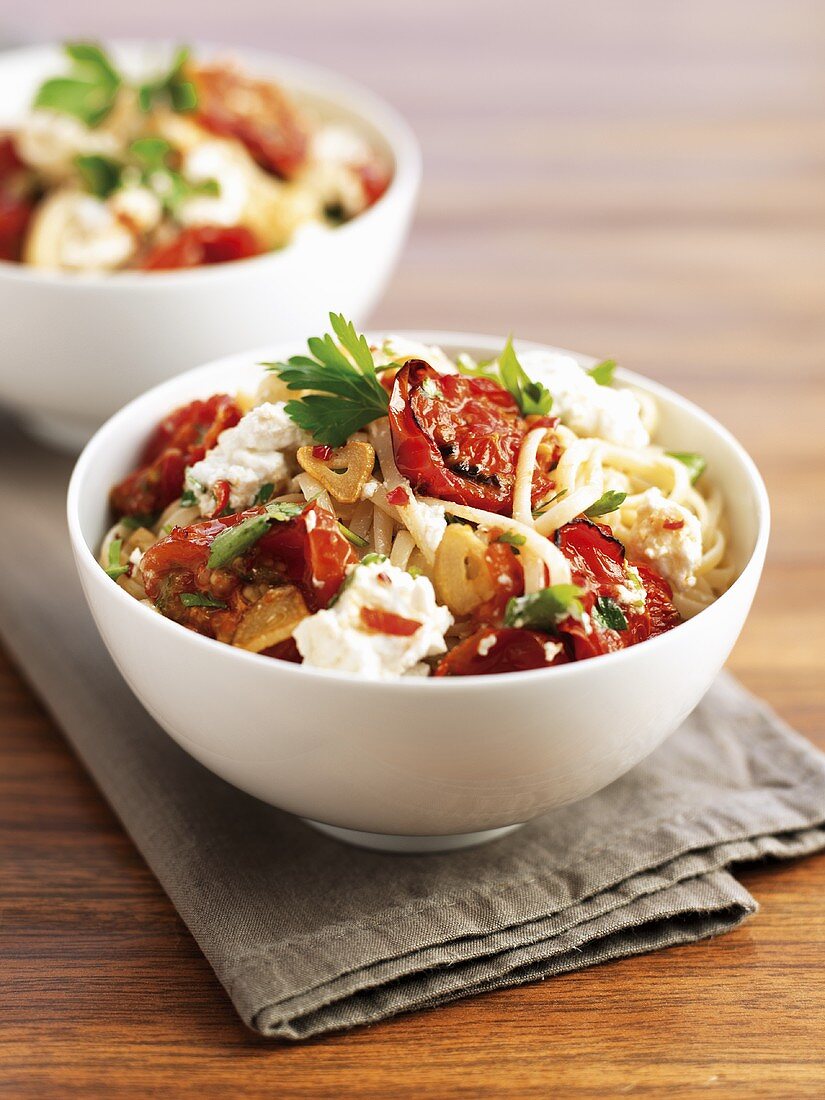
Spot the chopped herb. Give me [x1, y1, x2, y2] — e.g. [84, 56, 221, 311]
[445, 513, 475, 527]
[180, 592, 228, 609]
[120, 513, 157, 530]
[206, 501, 303, 569]
[588, 359, 617, 386]
[667, 451, 707, 485]
[180, 484, 199, 507]
[420, 376, 441, 399]
[504, 584, 585, 631]
[455, 352, 496, 378]
[137, 47, 198, 114]
[407, 565, 423, 578]
[74, 153, 121, 198]
[338, 521, 369, 548]
[532, 488, 567, 518]
[130, 136, 173, 171]
[361, 552, 388, 566]
[496, 531, 526, 547]
[252, 483, 275, 506]
[584, 490, 627, 518]
[592, 596, 628, 632]
[263, 313, 390, 447]
[33, 42, 122, 127]
[105, 538, 130, 580]
[129, 134, 219, 214]
[497, 337, 553, 416]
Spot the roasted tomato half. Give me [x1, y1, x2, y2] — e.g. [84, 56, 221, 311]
[436, 627, 568, 677]
[110, 394, 242, 517]
[0, 135, 35, 262]
[553, 518, 681, 660]
[141, 225, 263, 270]
[388, 360, 557, 514]
[141, 501, 355, 633]
[190, 63, 308, 179]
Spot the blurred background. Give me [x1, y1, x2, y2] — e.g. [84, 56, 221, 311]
[1, 0, 823, 711]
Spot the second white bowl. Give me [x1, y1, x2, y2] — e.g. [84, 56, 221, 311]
[0, 42, 420, 450]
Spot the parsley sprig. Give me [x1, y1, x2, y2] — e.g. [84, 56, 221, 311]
[585, 490, 627, 518]
[207, 502, 304, 570]
[137, 47, 198, 114]
[588, 359, 617, 386]
[667, 451, 707, 485]
[34, 43, 121, 127]
[264, 314, 390, 447]
[458, 339, 553, 417]
[504, 584, 585, 631]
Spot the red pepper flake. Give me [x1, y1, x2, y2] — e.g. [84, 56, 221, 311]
[663, 519, 685, 530]
[386, 486, 411, 507]
[208, 479, 232, 518]
[312, 444, 334, 461]
[360, 607, 422, 636]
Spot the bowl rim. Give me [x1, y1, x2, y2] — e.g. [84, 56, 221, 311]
[67, 330, 771, 692]
[0, 39, 421, 289]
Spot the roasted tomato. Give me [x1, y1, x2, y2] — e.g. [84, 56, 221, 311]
[110, 394, 241, 517]
[388, 360, 556, 514]
[0, 135, 34, 262]
[190, 63, 308, 179]
[436, 627, 568, 677]
[142, 501, 355, 622]
[257, 503, 357, 610]
[355, 161, 391, 207]
[553, 518, 681, 660]
[472, 536, 525, 627]
[141, 225, 262, 270]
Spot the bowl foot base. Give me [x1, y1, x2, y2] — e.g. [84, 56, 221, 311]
[303, 819, 524, 853]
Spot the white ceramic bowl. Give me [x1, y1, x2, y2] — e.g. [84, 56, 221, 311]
[0, 42, 420, 450]
[68, 334, 770, 852]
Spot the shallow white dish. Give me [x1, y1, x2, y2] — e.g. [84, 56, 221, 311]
[67, 334, 770, 852]
[0, 42, 420, 450]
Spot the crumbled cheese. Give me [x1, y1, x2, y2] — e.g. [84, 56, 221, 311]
[405, 496, 447, 559]
[29, 192, 136, 271]
[543, 640, 564, 663]
[129, 547, 144, 567]
[175, 140, 248, 227]
[293, 560, 453, 680]
[373, 337, 458, 375]
[477, 633, 497, 657]
[110, 185, 163, 234]
[185, 402, 310, 515]
[517, 349, 649, 448]
[614, 564, 647, 612]
[16, 109, 121, 180]
[624, 488, 703, 594]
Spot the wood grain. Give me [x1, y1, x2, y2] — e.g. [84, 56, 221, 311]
[2, 1, 825, 1095]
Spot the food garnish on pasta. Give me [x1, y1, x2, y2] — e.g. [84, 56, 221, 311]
[0, 43, 390, 271]
[100, 316, 733, 679]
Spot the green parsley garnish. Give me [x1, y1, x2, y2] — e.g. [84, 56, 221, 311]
[130, 136, 219, 215]
[207, 501, 303, 569]
[338, 521, 369, 548]
[585, 490, 627, 518]
[592, 596, 628, 632]
[180, 592, 228, 609]
[497, 338, 553, 416]
[105, 538, 130, 580]
[361, 552, 388, 566]
[588, 359, 617, 386]
[456, 339, 553, 416]
[496, 531, 527, 547]
[180, 481, 199, 508]
[504, 584, 585, 631]
[137, 47, 198, 114]
[264, 313, 390, 447]
[667, 451, 707, 485]
[532, 489, 567, 518]
[252, 483, 276, 506]
[74, 153, 121, 198]
[407, 565, 424, 578]
[33, 43, 122, 127]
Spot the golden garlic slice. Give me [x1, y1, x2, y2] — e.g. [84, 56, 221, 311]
[296, 441, 375, 504]
[433, 524, 495, 616]
[232, 585, 309, 653]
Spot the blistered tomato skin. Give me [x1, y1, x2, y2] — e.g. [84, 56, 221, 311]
[388, 360, 557, 514]
[141, 225, 262, 270]
[436, 628, 568, 677]
[110, 394, 242, 517]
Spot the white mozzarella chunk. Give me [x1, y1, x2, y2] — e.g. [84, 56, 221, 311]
[16, 110, 121, 180]
[25, 190, 136, 271]
[185, 402, 310, 515]
[373, 336, 458, 375]
[517, 349, 649, 448]
[174, 140, 249, 227]
[110, 185, 163, 234]
[625, 489, 703, 594]
[293, 560, 453, 680]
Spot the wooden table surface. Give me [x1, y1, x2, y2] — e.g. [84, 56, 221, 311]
[2, 2, 825, 1095]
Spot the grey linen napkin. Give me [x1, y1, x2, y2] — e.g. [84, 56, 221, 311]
[1, 417, 824, 1041]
